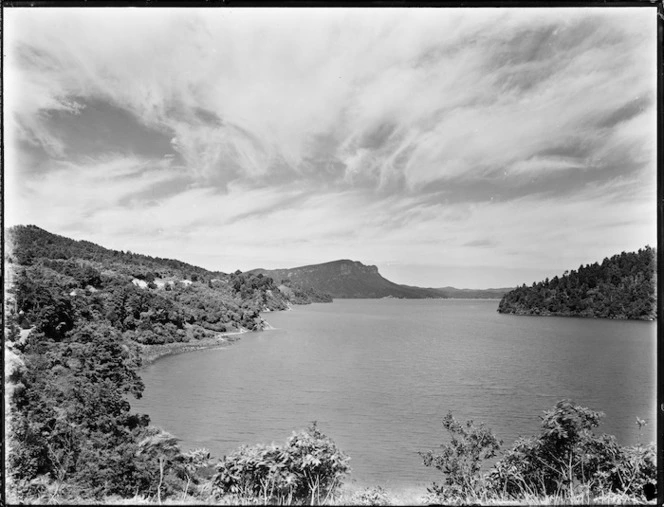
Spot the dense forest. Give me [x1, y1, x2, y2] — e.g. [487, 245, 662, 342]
[3, 225, 331, 500]
[498, 247, 656, 320]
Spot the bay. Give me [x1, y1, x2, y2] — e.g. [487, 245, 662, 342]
[132, 299, 656, 489]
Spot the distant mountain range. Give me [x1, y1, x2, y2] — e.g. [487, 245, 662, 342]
[249, 260, 511, 299]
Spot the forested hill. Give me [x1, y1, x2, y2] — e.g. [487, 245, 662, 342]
[4, 225, 337, 500]
[497, 247, 656, 320]
[8, 224, 218, 281]
[5, 225, 329, 341]
[4, 225, 333, 500]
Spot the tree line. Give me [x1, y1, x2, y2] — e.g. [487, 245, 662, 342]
[498, 246, 656, 320]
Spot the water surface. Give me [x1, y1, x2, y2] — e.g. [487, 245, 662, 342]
[133, 299, 656, 488]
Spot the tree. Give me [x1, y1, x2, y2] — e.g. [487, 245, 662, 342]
[487, 400, 656, 499]
[420, 412, 501, 501]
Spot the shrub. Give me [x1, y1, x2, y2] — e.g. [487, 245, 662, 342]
[419, 412, 501, 502]
[352, 485, 391, 505]
[212, 422, 350, 504]
[183, 447, 215, 479]
[486, 400, 657, 500]
[606, 442, 656, 497]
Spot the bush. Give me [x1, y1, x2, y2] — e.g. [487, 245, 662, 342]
[352, 485, 391, 505]
[604, 442, 656, 497]
[419, 412, 501, 502]
[212, 422, 350, 504]
[486, 400, 657, 500]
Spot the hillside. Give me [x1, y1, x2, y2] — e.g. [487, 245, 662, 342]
[4, 225, 328, 341]
[276, 279, 333, 304]
[497, 247, 656, 320]
[7, 224, 218, 281]
[4, 225, 332, 502]
[250, 260, 444, 299]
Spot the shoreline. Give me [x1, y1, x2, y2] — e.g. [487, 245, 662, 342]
[497, 308, 657, 321]
[135, 298, 504, 367]
[134, 313, 282, 367]
[136, 330, 248, 367]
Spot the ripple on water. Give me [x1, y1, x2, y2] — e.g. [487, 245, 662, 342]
[132, 299, 656, 487]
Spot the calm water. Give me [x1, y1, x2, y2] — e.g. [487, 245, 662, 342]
[133, 299, 656, 489]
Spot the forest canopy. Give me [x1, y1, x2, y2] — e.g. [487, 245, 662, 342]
[497, 247, 656, 320]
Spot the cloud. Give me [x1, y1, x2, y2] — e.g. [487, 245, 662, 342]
[464, 239, 496, 248]
[5, 153, 185, 232]
[3, 7, 657, 286]
[7, 8, 653, 191]
[508, 156, 585, 176]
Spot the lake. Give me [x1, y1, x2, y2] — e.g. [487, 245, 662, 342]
[132, 299, 656, 489]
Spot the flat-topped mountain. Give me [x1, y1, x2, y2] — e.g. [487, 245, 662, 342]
[250, 260, 441, 299]
[250, 260, 482, 299]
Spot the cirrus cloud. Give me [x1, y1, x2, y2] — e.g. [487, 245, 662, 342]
[4, 7, 657, 288]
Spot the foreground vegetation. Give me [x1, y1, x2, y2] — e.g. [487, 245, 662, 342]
[4, 225, 657, 504]
[419, 401, 655, 505]
[498, 247, 656, 320]
[6, 385, 656, 505]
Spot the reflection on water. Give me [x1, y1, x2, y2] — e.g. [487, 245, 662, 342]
[133, 299, 656, 488]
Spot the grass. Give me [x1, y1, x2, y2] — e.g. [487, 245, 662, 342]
[8, 484, 655, 506]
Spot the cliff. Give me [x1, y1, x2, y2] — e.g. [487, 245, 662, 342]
[250, 260, 443, 299]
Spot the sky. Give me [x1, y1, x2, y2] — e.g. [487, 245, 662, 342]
[3, 7, 658, 289]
